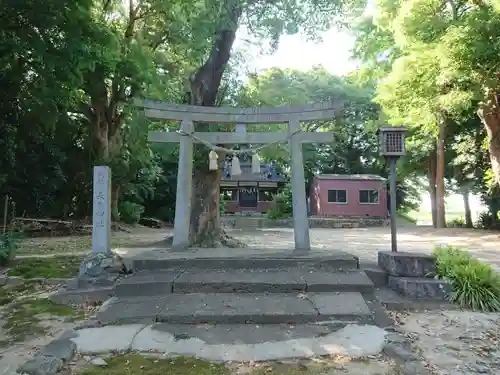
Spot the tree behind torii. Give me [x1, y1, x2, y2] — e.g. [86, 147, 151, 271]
[182, 0, 361, 247]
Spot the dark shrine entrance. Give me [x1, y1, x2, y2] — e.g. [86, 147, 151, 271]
[238, 187, 258, 208]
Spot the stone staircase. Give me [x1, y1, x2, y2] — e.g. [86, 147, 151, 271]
[97, 254, 390, 327]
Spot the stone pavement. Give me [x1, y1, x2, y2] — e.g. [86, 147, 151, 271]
[69, 323, 387, 361]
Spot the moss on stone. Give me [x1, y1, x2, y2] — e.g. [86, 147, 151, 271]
[78, 355, 230, 375]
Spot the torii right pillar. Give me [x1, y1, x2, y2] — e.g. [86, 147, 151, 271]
[288, 118, 311, 251]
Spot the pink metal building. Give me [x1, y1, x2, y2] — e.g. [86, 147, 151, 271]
[310, 174, 388, 217]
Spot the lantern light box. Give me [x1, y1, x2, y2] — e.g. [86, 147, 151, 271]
[377, 127, 406, 157]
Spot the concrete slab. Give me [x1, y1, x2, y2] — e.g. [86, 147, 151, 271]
[303, 271, 373, 292]
[309, 292, 372, 317]
[97, 292, 377, 325]
[156, 293, 318, 324]
[70, 325, 145, 354]
[120, 248, 359, 271]
[50, 286, 115, 305]
[363, 267, 388, 287]
[116, 269, 374, 297]
[150, 323, 335, 345]
[115, 270, 181, 297]
[97, 296, 169, 324]
[127, 323, 387, 361]
[173, 269, 306, 293]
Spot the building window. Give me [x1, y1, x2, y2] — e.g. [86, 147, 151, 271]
[327, 189, 347, 204]
[221, 189, 237, 201]
[258, 189, 274, 202]
[359, 189, 379, 204]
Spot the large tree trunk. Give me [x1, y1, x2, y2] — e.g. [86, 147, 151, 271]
[87, 2, 137, 222]
[436, 119, 446, 228]
[189, 170, 221, 247]
[478, 100, 500, 187]
[428, 148, 437, 227]
[90, 97, 123, 221]
[462, 190, 473, 228]
[187, 0, 243, 247]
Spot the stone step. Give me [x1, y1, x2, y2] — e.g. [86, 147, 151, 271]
[115, 269, 374, 298]
[97, 292, 375, 325]
[130, 254, 359, 272]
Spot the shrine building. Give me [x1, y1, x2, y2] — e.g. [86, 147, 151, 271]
[220, 160, 285, 214]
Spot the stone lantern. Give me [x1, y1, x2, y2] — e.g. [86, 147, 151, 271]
[377, 126, 407, 252]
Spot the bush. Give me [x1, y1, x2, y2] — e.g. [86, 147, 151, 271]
[0, 231, 22, 266]
[219, 196, 226, 216]
[397, 211, 417, 224]
[447, 217, 466, 228]
[119, 201, 145, 225]
[476, 211, 500, 230]
[267, 184, 292, 220]
[433, 246, 500, 311]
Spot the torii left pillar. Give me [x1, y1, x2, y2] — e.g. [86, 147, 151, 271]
[172, 119, 194, 249]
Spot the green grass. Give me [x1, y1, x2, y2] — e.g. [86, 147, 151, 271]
[2, 298, 84, 342]
[76, 354, 398, 375]
[78, 355, 230, 375]
[433, 246, 500, 311]
[7, 256, 83, 279]
[0, 288, 86, 344]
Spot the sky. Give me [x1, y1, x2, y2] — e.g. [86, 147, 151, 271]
[253, 29, 358, 76]
[233, 27, 359, 78]
[235, 27, 485, 216]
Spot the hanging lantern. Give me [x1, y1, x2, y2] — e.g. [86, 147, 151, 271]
[251, 152, 261, 174]
[231, 154, 241, 176]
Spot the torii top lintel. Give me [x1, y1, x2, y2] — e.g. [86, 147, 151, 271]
[135, 99, 343, 124]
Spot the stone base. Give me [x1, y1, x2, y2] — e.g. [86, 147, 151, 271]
[73, 252, 126, 288]
[388, 276, 451, 300]
[221, 216, 390, 229]
[50, 252, 126, 305]
[378, 251, 436, 277]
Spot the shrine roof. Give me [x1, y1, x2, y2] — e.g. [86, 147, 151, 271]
[315, 174, 386, 181]
[221, 163, 285, 182]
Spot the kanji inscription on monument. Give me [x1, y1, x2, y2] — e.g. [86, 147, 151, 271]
[92, 166, 111, 253]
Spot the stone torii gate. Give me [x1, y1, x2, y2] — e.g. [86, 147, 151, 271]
[136, 99, 343, 251]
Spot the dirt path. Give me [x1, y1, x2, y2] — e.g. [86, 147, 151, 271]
[235, 227, 500, 270]
[398, 310, 500, 375]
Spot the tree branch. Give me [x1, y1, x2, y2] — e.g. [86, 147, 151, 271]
[190, 0, 243, 106]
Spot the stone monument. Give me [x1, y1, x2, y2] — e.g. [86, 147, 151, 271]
[136, 99, 343, 251]
[77, 166, 123, 287]
[91, 166, 111, 253]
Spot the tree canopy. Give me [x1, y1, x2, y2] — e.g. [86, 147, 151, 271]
[1, 0, 500, 235]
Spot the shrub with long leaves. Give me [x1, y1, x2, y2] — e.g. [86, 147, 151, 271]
[433, 246, 500, 312]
